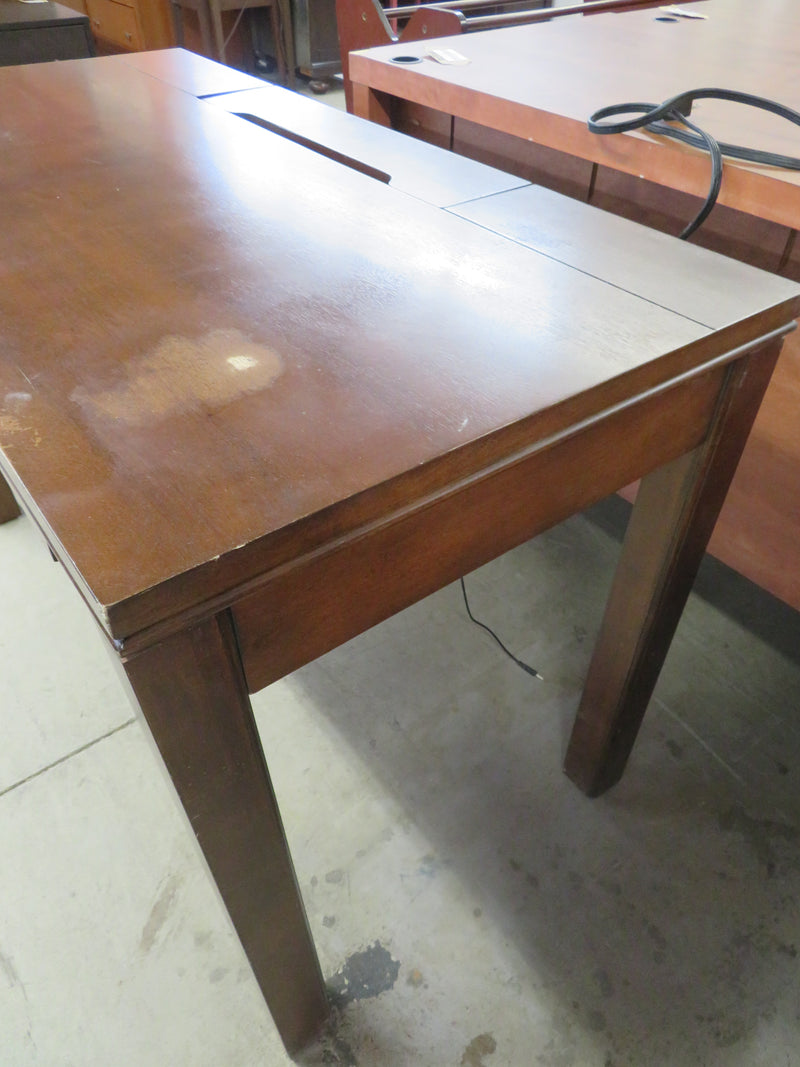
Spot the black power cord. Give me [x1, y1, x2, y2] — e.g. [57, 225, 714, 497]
[588, 88, 800, 238]
[460, 90, 800, 679]
[460, 577, 543, 680]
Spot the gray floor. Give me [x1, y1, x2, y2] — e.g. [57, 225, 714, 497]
[3, 492, 800, 1066]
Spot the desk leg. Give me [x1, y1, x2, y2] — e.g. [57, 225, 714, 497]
[351, 82, 393, 125]
[564, 339, 783, 797]
[123, 610, 329, 1055]
[0, 473, 20, 524]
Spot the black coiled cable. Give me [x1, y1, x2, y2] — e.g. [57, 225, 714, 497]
[588, 88, 800, 238]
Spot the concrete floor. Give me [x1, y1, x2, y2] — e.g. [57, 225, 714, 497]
[2, 492, 800, 1066]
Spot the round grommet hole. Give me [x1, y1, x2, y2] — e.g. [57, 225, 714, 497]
[391, 55, 422, 63]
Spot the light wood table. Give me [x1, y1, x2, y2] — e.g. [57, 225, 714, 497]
[350, 0, 800, 609]
[1, 54, 798, 1054]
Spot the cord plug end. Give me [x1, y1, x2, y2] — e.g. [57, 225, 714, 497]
[519, 662, 544, 681]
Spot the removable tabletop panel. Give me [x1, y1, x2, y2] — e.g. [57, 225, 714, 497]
[204, 80, 531, 206]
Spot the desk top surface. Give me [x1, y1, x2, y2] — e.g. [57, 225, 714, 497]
[204, 81, 530, 206]
[1, 55, 797, 641]
[350, 0, 800, 223]
[111, 47, 266, 98]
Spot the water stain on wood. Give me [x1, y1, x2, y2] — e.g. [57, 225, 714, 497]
[0, 414, 41, 447]
[0, 415, 25, 435]
[72, 328, 283, 425]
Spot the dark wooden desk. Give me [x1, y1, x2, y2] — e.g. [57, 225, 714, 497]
[0, 0, 93, 64]
[349, 0, 800, 611]
[1, 55, 798, 1054]
[203, 77, 530, 204]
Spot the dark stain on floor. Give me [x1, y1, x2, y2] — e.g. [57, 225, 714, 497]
[327, 941, 400, 1009]
[718, 804, 800, 877]
[461, 1032, 497, 1066]
[320, 1033, 359, 1067]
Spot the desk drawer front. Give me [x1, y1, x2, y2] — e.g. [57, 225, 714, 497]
[86, 0, 143, 49]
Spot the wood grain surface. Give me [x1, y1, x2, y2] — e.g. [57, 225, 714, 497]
[204, 81, 530, 206]
[5, 58, 795, 646]
[350, 0, 800, 609]
[123, 610, 329, 1052]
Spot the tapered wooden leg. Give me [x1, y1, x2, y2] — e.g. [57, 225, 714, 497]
[565, 339, 784, 796]
[123, 610, 329, 1054]
[0, 473, 20, 524]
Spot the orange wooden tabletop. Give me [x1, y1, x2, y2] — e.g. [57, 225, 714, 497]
[1, 56, 797, 642]
[350, 0, 800, 226]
